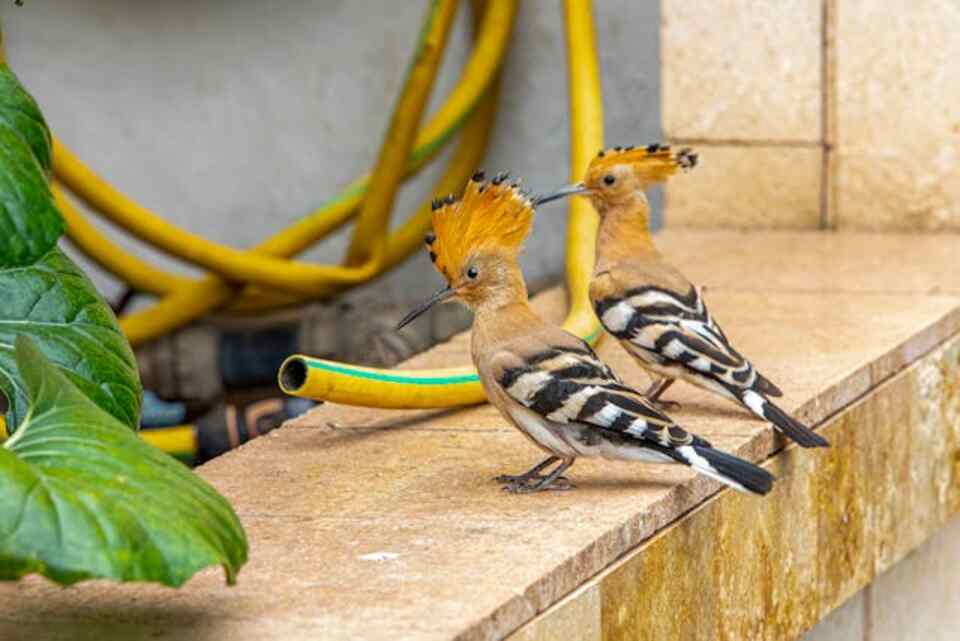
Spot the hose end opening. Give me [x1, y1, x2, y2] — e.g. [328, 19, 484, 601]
[279, 356, 309, 394]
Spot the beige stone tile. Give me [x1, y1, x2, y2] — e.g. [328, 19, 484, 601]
[712, 446, 822, 641]
[867, 371, 917, 573]
[506, 584, 600, 641]
[835, 154, 960, 231]
[816, 398, 876, 611]
[835, 0, 960, 230]
[664, 146, 822, 229]
[662, 1, 822, 141]
[868, 516, 960, 641]
[655, 230, 960, 295]
[800, 591, 865, 641]
[865, 340, 960, 575]
[600, 500, 722, 641]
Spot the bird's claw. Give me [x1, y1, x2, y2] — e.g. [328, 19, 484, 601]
[500, 475, 574, 494]
[494, 473, 528, 484]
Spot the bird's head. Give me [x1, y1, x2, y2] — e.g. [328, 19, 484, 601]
[397, 171, 533, 329]
[535, 144, 697, 216]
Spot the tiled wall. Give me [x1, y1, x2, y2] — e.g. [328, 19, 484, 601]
[662, 1, 960, 231]
[802, 515, 960, 641]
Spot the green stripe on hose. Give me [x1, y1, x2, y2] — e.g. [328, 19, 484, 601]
[306, 359, 480, 385]
[584, 325, 600, 343]
[304, 323, 597, 388]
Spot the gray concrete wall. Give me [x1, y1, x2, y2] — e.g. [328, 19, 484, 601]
[1, 0, 660, 308]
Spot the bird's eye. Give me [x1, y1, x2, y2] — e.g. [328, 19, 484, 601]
[603, 174, 616, 186]
[466, 266, 479, 280]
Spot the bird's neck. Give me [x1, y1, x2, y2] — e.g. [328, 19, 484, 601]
[593, 192, 660, 274]
[470, 279, 540, 359]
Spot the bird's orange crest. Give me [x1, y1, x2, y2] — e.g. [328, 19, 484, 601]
[425, 171, 534, 282]
[587, 143, 697, 184]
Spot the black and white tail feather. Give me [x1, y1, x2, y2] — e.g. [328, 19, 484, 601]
[595, 284, 828, 448]
[494, 342, 775, 495]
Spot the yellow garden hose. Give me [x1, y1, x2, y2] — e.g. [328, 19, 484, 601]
[55, 0, 460, 296]
[56, 1, 514, 296]
[139, 425, 197, 465]
[57, 188, 193, 296]
[342, 0, 453, 270]
[277, 0, 605, 409]
[120, 70, 501, 344]
[559, 0, 603, 340]
[56, 0, 515, 341]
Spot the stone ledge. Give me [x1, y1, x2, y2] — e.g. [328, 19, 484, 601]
[510, 336, 960, 641]
[2, 231, 958, 641]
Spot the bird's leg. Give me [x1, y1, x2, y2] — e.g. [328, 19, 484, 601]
[644, 377, 679, 411]
[503, 458, 576, 494]
[494, 456, 559, 484]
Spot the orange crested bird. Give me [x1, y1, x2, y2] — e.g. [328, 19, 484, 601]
[536, 145, 828, 448]
[397, 170, 775, 494]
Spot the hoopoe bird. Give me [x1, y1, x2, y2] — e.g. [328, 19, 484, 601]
[536, 145, 829, 448]
[397, 171, 775, 494]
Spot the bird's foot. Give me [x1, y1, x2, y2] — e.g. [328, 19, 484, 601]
[500, 475, 575, 493]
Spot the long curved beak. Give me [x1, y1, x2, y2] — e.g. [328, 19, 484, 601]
[396, 286, 457, 330]
[532, 183, 590, 206]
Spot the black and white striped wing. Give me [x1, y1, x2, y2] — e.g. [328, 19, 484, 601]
[492, 343, 703, 450]
[594, 285, 762, 392]
[491, 342, 778, 493]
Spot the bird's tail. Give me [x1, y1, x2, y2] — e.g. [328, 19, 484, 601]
[753, 372, 783, 397]
[740, 389, 829, 448]
[675, 445, 774, 495]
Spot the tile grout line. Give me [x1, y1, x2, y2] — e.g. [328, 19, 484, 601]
[863, 584, 873, 641]
[820, 0, 838, 230]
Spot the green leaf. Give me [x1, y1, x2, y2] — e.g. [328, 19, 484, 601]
[0, 65, 53, 174]
[0, 65, 63, 267]
[0, 248, 142, 430]
[0, 336, 247, 586]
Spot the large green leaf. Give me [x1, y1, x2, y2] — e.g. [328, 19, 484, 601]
[0, 65, 63, 267]
[0, 247, 142, 430]
[0, 336, 247, 586]
[0, 65, 53, 174]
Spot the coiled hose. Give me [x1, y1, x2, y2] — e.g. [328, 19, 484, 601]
[55, 0, 516, 345]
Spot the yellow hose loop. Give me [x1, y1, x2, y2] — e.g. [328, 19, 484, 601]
[57, 186, 193, 296]
[343, 0, 459, 268]
[279, 0, 606, 408]
[54, 0, 513, 329]
[53, 1, 459, 295]
[560, 0, 604, 342]
[121, 72, 501, 344]
[52, 1, 516, 294]
[139, 425, 197, 461]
